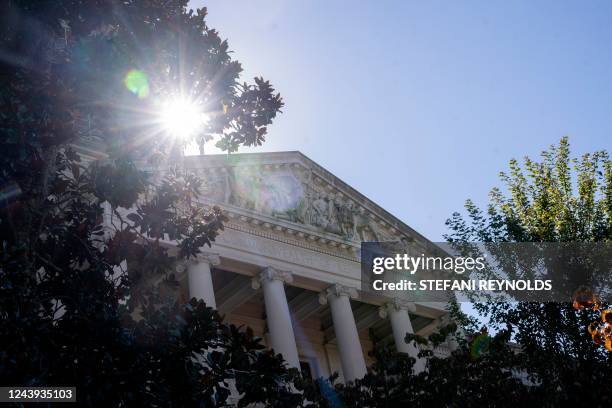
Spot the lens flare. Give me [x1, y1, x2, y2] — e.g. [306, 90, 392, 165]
[159, 98, 208, 139]
[572, 286, 600, 311]
[260, 173, 304, 213]
[574, 288, 612, 352]
[230, 168, 304, 215]
[470, 327, 490, 359]
[602, 309, 612, 324]
[124, 69, 149, 99]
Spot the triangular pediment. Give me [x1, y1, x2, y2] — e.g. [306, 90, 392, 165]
[184, 152, 430, 250]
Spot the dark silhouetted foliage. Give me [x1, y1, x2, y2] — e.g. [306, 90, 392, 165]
[0, 1, 299, 406]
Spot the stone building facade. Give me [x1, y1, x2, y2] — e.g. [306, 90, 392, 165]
[155, 151, 451, 382]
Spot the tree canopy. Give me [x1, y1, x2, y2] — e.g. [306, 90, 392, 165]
[1, 0, 610, 406]
[444, 138, 611, 406]
[0, 1, 300, 406]
[315, 138, 611, 407]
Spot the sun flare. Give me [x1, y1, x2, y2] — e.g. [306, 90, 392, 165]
[159, 98, 208, 139]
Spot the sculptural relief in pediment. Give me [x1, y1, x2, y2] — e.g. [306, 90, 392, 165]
[200, 163, 395, 243]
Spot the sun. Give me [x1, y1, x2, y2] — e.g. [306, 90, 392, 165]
[159, 98, 208, 139]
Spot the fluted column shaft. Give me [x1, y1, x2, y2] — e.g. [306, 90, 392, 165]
[187, 253, 220, 308]
[254, 267, 300, 369]
[380, 299, 425, 373]
[320, 284, 367, 382]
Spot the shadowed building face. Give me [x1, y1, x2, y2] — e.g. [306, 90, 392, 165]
[152, 151, 452, 382]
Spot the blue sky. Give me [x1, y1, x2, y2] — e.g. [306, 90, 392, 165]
[192, 0, 611, 241]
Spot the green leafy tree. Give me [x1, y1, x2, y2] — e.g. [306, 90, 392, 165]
[0, 1, 302, 406]
[320, 139, 611, 407]
[444, 137, 612, 406]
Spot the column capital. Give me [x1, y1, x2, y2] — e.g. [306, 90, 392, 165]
[382, 298, 416, 315]
[319, 283, 359, 305]
[194, 252, 221, 266]
[252, 267, 293, 289]
[176, 253, 220, 273]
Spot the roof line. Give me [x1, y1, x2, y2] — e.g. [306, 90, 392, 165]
[184, 151, 436, 245]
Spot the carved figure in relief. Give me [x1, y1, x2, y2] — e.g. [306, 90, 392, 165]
[310, 192, 329, 229]
[359, 224, 379, 241]
[295, 189, 312, 225]
[353, 210, 379, 242]
[221, 164, 392, 242]
[252, 171, 267, 214]
[338, 200, 356, 240]
[325, 195, 342, 235]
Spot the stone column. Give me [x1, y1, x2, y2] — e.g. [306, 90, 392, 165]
[252, 267, 300, 369]
[187, 253, 220, 308]
[319, 284, 367, 382]
[379, 298, 425, 373]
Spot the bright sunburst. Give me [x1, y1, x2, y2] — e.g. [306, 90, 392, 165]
[159, 98, 208, 139]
